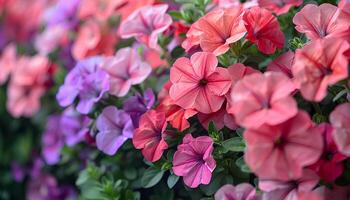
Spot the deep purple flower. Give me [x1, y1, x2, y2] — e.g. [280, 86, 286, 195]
[42, 115, 64, 165]
[11, 162, 26, 182]
[44, 0, 80, 29]
[96, 106, 134, 155]
[123, 88, 155, 127]
[56, 56, 110, 114]
[61, 107, 91, 146]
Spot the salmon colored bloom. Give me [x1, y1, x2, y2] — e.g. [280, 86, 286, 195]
[182, 7, 246, 55]
[133, 110, 168, 162]
[339, 0, 350, 25]
[258, 0, 303, 15]
[309, 123, 347, 183]
[244, 111, 323, 181]
[293, 4, 349, 40]
[117, 0, 155, 20]
[72, 20, 118, 60]
[330, 103, 350, 157]
[101, 47, 151, 97]
[243, 7, 285, 54]
[169, 52, 231, 114]
[119, 5, 172, 50]
[227, 72, 297, 129]
[172, 134, 216, 188]
[267, 51, 294, 79]
[0, 44, 16, 84]
[292, 38, 350, 102]
[215, 183, 261, 200]
[260, 169, 319, 200]
[198, 105, 238, 130]
[78, 0, 127, 21]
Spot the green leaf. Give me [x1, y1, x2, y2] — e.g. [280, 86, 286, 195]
[208, 121, 218, 136]
[222, 137, 245, 152]
[141, 167, 165, 188]
[167, 174, 179, 189]
[333, 89, 347, 102]
[76, 170, 89, 186]
[235, 157, 251, 173]
[168, 11, 184, 20]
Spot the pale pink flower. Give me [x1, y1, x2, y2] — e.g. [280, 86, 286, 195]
[0, 43, 16, 84]
[330, 103, 350, 157]
[215, 183, 261, 200]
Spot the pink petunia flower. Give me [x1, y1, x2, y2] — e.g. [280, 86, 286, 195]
[243, 7, 285, 54]
[169, 52, 231, 114]
[267, 51, 294, 79]
[309, 123, 347, 183]
[0, 43, 16, 84]
[198, 105, 238, 130]
[132, 109, 168, 162]
[259, 169, 319, 200]
[181, 7, 246, 55]
[330, 103, 350, 156]
[215, 183, 261, 200]
[292, 38, 350, 102]
[119, 5, 172, 50]
[258, 0, 303, 15]
[172, 134, 216, 188]
[72, 20, 118, 60]
[339, 0, 350, 25]
[293, 3, 349, 40]
[244, 111, 324, 181]
[78, 0, 128, 22]
[227, 72, 297, 129]
[101, 47, 151, 97]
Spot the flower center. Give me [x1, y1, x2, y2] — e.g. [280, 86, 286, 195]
[274, 137, 285, 148]
[199, 79, 208, 86]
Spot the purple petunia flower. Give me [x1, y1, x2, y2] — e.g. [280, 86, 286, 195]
[96, 106, 134, 155]
[61, 107, 91, 147]
[123, 88, 155, 128]
[56, 56, 110, 114]
[41, 115, 64, 165]
[44, 0, 80, 29]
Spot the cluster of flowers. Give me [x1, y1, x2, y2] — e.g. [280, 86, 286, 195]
[1, 0, 350, 199]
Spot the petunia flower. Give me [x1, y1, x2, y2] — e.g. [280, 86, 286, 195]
[339, 0, 350, 25]
[227, 72, 297, 129]
[78, 0, 127, 22]
[293, 3, 349, 40]
[0, 43, 16, 84]
[169, 52, 231, 114]
[132, 109, 168, 162]
[41, 115, 64, 165]
[215, 183, 261, 200]
[96, 106, 134, 155]
[244, 111, 323, 181]
[123, 88, 155, 128]
[330, 103, 350, 156]
[56, 56, 110, 114]
[309, 123, 347, 182]
[243, 7, 285, 54]
[292, 38, 350, 102]
[267, 51, 294, 79]
[172, 134, 216, 188]
[44, 0, 80, 29]
[101, 47, 151, 97]
[119, 5, 172, 50]
[198, 105, 238, 130]
[194, 7, 246, 56]
[259, 169, 319, 200]
[213, 0, 258, 9]
[258, 0, 303, 15]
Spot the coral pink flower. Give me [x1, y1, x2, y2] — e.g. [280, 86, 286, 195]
[297, 192, 323, 200]
[78, 0, 128, 22]
[292, 38, 350, 101]
[0, 44, 16, 84]
[117, 0, 155, 20]
[157, 81, 197, 131]
[339, 0, 350, 25]
[243, 7, 285, 54]
[215, 183, 261, 200]
[267, 51, 294, 79]
[330, 103, 350, 157]
[181, 21, 202, 53]
[119, 5, 172, 50]
[101, 47, 151, 97]
[244, 111, 323, 181]
[169, 52, 231, 114]
[213, 0, 258, 9]
[227, 72, 297, 129]
[72, 20, 117, 60]
[260, 169, 319, 200]
[309, 123, 347, 182]
[293, 4, 349, 40]
[198, 106, 238, 130]
[258, 0, 302, 15]
[172, 134, 216, 188]
[133, 110, 168, 162]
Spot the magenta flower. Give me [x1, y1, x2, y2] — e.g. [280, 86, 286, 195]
[172, 134, 216, 188]
[215, 183, 261, 200]
[101, 47, 151, 97]
[119, 5, 172, 50]
[96, 106, 134, 155]
[56, 56, 110, 114]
